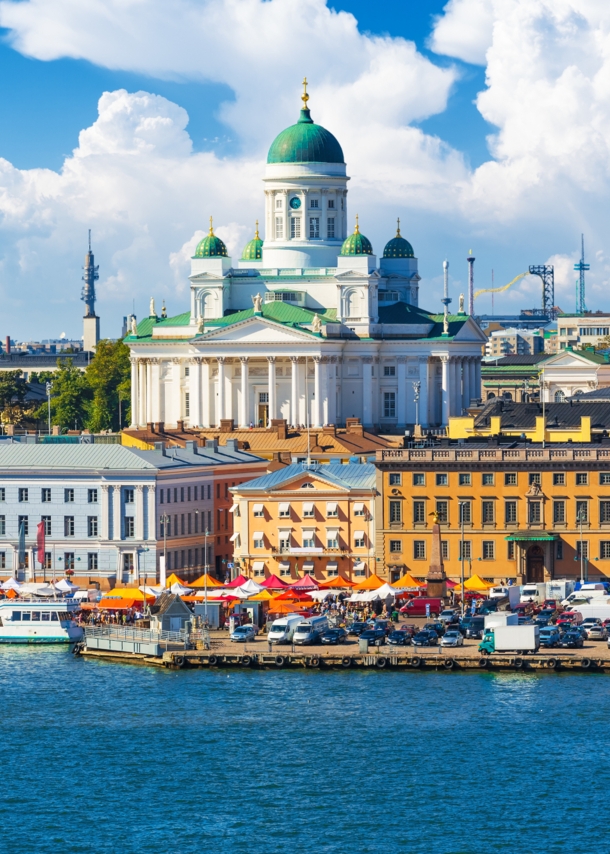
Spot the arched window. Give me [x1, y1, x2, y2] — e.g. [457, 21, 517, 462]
[554, 390, 565, 402]
[344, 290, 360, 319]
[503, 392, 513, 401]
[573, 389, 583, 396]
[487, 392, 496, 400]
[199, 291, 215, 319]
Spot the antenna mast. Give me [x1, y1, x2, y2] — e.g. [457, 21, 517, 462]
[574, 233, 589, 315]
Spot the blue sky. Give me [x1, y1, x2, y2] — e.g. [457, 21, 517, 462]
[0, 0, 606, 339]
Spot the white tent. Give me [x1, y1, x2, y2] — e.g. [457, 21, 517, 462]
[234, 579, 263, 596]
[368, 583, 398, 600]
[170, 582, 192, 595]
[19, 583, 56, 597]
[55, 579, 79, 593]
[71, 590, 91, 601]
[140, 585, 163, 596]
[1, 578, 21, 591]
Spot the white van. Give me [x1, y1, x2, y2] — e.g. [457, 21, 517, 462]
[293, 615, 329, 645]
[267, 614, 303, 644]
[562, 589, 609, 607]
[520, 582, 547, 604]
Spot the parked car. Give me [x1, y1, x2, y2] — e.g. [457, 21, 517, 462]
[373, 620, 393, 635]
[465, 619, 485, 639]
[439, 609, 459, 625]
[424, 621, 445, 637]
[514, 602, 535, 618]
[360, 629, 386, 645]
[230, 625, 258, 642]
[538, 608, 558, 623]
[586, 624, 608, 641]
[321, 628, 348, 645]
[398, 624, 417, 637]
[440, 629, 464, 647]
[348, 621, 369, 636]
[387, 630, 412, 646]
[560, 630, 584, 648]
[539, 627, 561, 648]
[557, 611, 583, 627]
[541, 599, 560, 613]
[534, 615, 551, 628]
[412, 629, 438, 647]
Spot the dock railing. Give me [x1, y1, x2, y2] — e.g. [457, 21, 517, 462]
[85, 624, 189, 650]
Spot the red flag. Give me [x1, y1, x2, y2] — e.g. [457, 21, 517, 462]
[36, 521, 45, 566]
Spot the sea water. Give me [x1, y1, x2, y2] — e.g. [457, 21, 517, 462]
[1, 648, 608, 854]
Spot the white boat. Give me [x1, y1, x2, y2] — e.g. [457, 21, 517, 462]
[0, 598, 83, 644]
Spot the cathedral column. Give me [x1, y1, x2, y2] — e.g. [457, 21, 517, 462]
[321, 357, 330, 425]
[335, 358, 342, 425]
[462, 357, 471, 410]
[441, 356, 450, 427]
[146, 360, 153, 423]
[190, 359, 202, 427]
[468, 357, 477, 405]
[172, 359, 182, 426]
[282, 190, 289, 241]
[362, 357, 373, 429]
[216, 357, 225, 425]
[418, 357, 429, 428]
[267, 357, 277, 422]
[135, 485, 145, 541]
[130, 359, 138, 428]
[224, 362, 233, 422]
[397, 356, 407, 429]
[474, 357, 481, 404]
[313, 356, 322, 427]
[201, 359, 211, 428]
[290, 357, 299, 426]
[327, 357, 337, 425]
[138, 360, 147, 427]
[150, 360, 161, 423]
[240, 357, 249, 428]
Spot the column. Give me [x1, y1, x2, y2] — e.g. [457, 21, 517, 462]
[327, 357, 337, 425]
[190, 359, 202, 427]
[267, 356, 277, 422]
[335, 358, 342, 425]
[138, 360, 147, 426]
[397, 356, 407, 428]
[202, 359, 211, 428]
[172, 359, 182, 426]
[146, 361, 153, 423]
[441, 355, 450, 427]
[469, 357, 477, 405]
[462, 357, 471, 410]
[449, 358, 458, 417]
[362, 356, 373, 428]
[224, 362, 233, 422]
[239, 357, 249, 427]
[474, 357, 481, 404]
[217, 357, 225, 424]
[112, 485, 122, 541]
[151, 359, 161, 423]
[313, 357, 322, 427]
[290, 357, 299, 426]
[147, 485, 156, 542]
[282, 189, 289, 241]
[418, 357, 429, 428]
[320, 189, 328, 242]
[135, 485, 144, 541]
[321, 357, 330, 425]
[130, 359, 138, 427]
[101, 484, 110, 540]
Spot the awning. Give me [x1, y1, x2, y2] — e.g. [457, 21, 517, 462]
[303, 502, 314, 514]
[279, 561, 291, 572]
[504, 533, 558, 541]
[303, 561, 315, 571]
[353, 530, 365, 539]
[252, 531, 264, 540]
[279, 503, 291, 515]
[325, 526, 340, 533]
[326, 502, 338, 514]
[252, 561, 265, 571]
[229, 503, 239, 513]
[353, 502, 364, 513]
[229, 532, 240, 542]
[326, 561, 338, 571]
[253, 503, 264, 514]
[354, 561, 366, 571]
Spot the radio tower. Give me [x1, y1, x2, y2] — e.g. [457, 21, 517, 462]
[574, 233, 589, 315]
[82, 229, 100, 352]
[467, 249, 475, 316]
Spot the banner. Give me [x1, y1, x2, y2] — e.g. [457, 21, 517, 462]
[17, 521, 26, 569]
[36, 521, 45, 566]
[159, 555, 166, 587]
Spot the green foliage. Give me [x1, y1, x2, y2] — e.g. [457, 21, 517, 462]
[35, 358, 90, 431]
[85, 339, 131, 432]
[29, 371, 57, 385]
[0, 370, 26, 409]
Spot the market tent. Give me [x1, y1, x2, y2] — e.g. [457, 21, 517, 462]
[236, 579, 263, 596]
[165, 573, 186, 588]
[1, 578, 21, 591]
[289, 574, 319, 591]
[319, 576, 356, 589]
[225, 574, 249, 588]
[55, 579, 79, 593]
[272, 590, 312, 602]
[267, 602, 313, 615]
[446, 579, 458, 589]
[99, 597, 138, 610]
[170, 582, 192, 595]
[19, 583, 57, 597]
[352, 574, 385, 591]
[260, 574, 289, 590]
[190, 573, 223, 588]
[106, 588, 155, 602]
[367, 582, 398, 600]
[464, 574, 494, 591]
[248, 589, 276, 601]
[393, 572, 424, 589]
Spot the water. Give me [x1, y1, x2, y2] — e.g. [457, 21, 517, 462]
[1, 649, 608, 854]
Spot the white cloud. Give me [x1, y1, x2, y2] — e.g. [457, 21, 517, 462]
[430, 0, 496, 64]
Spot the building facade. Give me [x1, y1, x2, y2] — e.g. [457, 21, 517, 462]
[126, 87, 485, 432]
[376, 442, 610, 585]
[557, 313, 610, 350]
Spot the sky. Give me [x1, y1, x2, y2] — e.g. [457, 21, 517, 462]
[0, 0, 609, 339]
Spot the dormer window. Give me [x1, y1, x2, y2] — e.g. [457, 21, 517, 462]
[310, 199, 319, 208]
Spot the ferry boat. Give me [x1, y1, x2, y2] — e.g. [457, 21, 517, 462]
[0, 599, 83, 644]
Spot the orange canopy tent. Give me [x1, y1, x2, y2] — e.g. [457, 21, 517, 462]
[106, 588, 155, 602]
[267, 602, 313, 615]
[190, 573, 223, 588]
[464, 574, 494, 592]
[247, 590, 277, 601]
[351, 573, 385, 591]
[319, 576, 356, 589]
[164, 573, 186, 587]
[99, 597, 139, 610]
[393, 572, 424, 589]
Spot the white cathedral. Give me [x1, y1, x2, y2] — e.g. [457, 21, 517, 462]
[127, 85, 485, 432]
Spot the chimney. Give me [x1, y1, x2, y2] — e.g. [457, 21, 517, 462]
[176, 420, 185, 433]
[271, 418, 287, 440]
[154, 422, 165, 433]
[345, 418, 364, 436]
[184, 440, 197, 454]
[5, 336, 10, 355]
[322, 424, 336, 436]
[154, 441, 166, 456]
[205, 438, 219, 453]
[219, 418, 234, 433]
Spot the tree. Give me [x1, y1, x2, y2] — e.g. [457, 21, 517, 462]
[35, 358, 90, 431]
[85, 339, 131, 432]
[0, 369, 29, 426]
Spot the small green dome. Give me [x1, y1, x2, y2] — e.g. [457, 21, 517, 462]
[193, 218, 228, 258]
[241, 222, 263, 261]
[383, 219, 414, 258]
[340, 217, 373, 256]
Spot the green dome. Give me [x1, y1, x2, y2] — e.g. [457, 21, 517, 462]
[383, 220, 414, 258]
[241, 222, 263, 261]
[193, 219, 228, 258]
[267, 108, 344, 165]
[340, 217, 373, 256]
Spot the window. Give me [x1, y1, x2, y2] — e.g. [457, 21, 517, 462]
[389, 473, 401, 486]
[459, 473, 471, 486]
[185, 393, 190, 417]
[383, 365, 396, 377]
[87, 517, 98, 537]
[207, 484, 211, 500]
[553, 501, 566, 524]
[553, 473, 565, 486]
[18, 515, 28, 536]
[64, 553, 74, 570]
[18, 488, 28, 502]
[275, 216, 283, 239]
[383, 392, 396, 418]
[278, 533, 290, 551]
[482, 473, 494, 486]
[123, 553, 134, 574]
[601, 501, 610, 524]
[290, 217, 301, 239]
[64, 488, 74, 503]
[436, 501, 448, 524]
[43, 552, 51, 570]
[554, 390, 565, 402]
[327, 217, 335, 238]
[354, 533, 365, 548]
[253, 505, 264, 517]
[529, 473, 541, 485]
[576, 540, 589, 560]
[253, 534, 264, 549]
[436, 474, 448, 486]
[459, 502, 471, 525]
[41, 516, 51, 536]
[184, 367, 190, 378]
[309, 217, 320, 238]
[507, 542, 515, 560]
[310, 198, 319, 208]
[556, 540, 563, 560]
[88, 489, 98, 504]
[482, 540, 495, 560]
[528, 502, 541, 524]
[124, 517, 135, 538]
[326, 502, 338, 518]
[276, 197, 282, 209]
[576, 473, 588, 486]
[42, 488, 51, 503]
[389, 500, 402, 524]
[482, 501, 495, 524]
[505, 473, 517, 486]
[64, 516, 74, 537]
[125, 488, 134, 504]
[601, 473, 610, 485]
[0, 488, 4, 502]
[181, 514, 185, 535]
[505, 501, 517, 525]
[278, 503, 291, 518]
[459, 540, 471, 561]
[303, 503, 315, 518]
[182, 487, 186, 502]
[576, 500, 588, 523]
[302, 532, 315, 549]
[413, 473, 425, 486]
[413, 501, 425, 524]
[413, 541, 426, 559]
[88, 553, 98, 572]
[328, 199, 335, 209]
[0, 516, 5, 536]
[326, 531, 339, 549]
[389, 540, 402, 553]
[441, 540, 449, 560]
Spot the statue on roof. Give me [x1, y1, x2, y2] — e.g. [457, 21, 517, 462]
[149, 297, 156, 317]
[197, 315, 205, 334]
[252, 293, 263, 313]
[312, 313, 322, 333]
[161, 301, 167, 318]
[459, 293, 465, 314]
[130, 316, 137, 336]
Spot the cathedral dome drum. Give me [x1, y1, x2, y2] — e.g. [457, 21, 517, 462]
[383, 220, 414, 258]
[193, 219, 228, 258]
[340, 216, 373, 256]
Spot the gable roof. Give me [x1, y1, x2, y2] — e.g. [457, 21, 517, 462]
[232, 462, 376, 493]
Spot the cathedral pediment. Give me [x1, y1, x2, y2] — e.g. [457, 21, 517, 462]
[452, 316, 488, 343]
[193, 316, 321, 345]
[542, 352, 601, 369]
[188, 271, 229, 283]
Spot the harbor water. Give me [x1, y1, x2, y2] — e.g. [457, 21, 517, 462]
[1, 648, 608, 854]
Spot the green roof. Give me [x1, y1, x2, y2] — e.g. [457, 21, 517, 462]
[426, 314, 469, 339]
[378, 302, 433, 325]
[267, 108, 344, 165]
[241, 236, 263, 261]
[193, 223, 228, 258]
[340, 220, 373, 256]
[504, 533, 557, 542]
[383, 223, 414, 259]
[124, 311, 192, 342]
[205, 302, 336, 331]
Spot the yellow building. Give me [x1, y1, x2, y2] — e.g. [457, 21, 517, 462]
[230, 463, 377, 582]
[376, 442, 610, 584]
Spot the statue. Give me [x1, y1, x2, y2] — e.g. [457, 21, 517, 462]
[130, 316, 137, 336]
[197, 315, 205, 334]
[312, 313, 322, 333]
[459, 292, 465, 313]
[443, 314, 449, 335]
[149, 297, 156, 317]
[252, 293, 263, 313]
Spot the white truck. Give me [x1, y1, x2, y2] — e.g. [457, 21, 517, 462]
[520, 582, 547, 604]
[572, 603, 610, 622]
[293, 615, 329, 645]
[546, 580, 575, 602]
[562, 587, 609, 607]
[479, 625, 540, 654]
[484, 612, 518, 629]
[268, 614, 304, 644]
[489, 586, 520, 609]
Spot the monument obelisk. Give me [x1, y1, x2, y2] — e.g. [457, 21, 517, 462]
[426, 510, 447, 598]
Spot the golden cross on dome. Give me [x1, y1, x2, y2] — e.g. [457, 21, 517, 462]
[302, 77, 309, 109]
[255, 220, 260, 239]
[396, 217, 401, 237]
[355, 214, 360, 234]
[209, 216, 214, 236]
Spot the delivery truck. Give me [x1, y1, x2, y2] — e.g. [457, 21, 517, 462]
[546, 580, 575, 601]
[572, 603, 610, 622]
[484, 612, 518, 629]
[520, 583, 547, 604]
[479, 625, 540, 654]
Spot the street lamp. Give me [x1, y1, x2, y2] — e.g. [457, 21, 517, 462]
[159, 513, 169, 586]
[458, 501, 466, 617]
[45, 382, 52, 436]
[203, 528, 210, 623]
